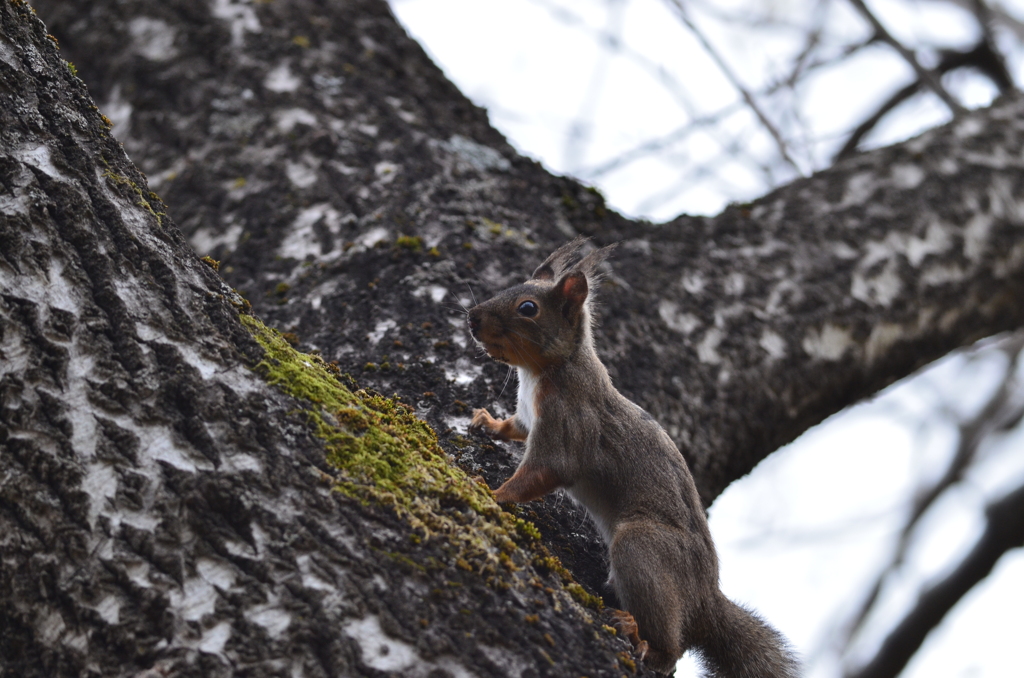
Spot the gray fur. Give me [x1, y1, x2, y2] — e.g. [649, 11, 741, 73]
[469, 241, 799, 677]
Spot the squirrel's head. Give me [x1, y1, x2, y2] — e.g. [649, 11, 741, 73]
[468, 237, 616, 374]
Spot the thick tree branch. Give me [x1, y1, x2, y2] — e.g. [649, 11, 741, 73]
[8, 0, 1024, 675]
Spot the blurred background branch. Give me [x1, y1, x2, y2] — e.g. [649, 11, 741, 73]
[846, 481, 1024, 678]
[847, 0, 968, 114]
[840, 333, 1024, 677]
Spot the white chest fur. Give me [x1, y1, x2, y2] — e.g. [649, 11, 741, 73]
[516, 367, 539, 433]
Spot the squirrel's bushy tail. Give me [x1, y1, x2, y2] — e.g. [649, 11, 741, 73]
[696, 593, 799, 678]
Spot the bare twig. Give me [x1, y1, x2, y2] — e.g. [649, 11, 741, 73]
[847, 0, 967, 115]
[687, 0, 819, 31]
[527, 0, 697, 112]
[525, 0, 774, 179]
[967, 0, 1015, 91]
[844, 480, 1024, 678]
[562, 0, 624, 171]
[583, 104, 741, 178]
[838, 333, 1024, 653]
[663, 0, 805, 175]
[835, 39, 1016, 160]
[580, 34, 872, 180]
[782, 1, 827, 90]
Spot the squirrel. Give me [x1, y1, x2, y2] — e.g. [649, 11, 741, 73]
[467, 237, 798, 677]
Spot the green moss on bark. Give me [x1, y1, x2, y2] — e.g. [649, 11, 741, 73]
[239, 314, 601, 609]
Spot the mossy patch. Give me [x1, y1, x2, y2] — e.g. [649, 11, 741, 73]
[239, 314, 601, 609]
[102, 169, 166, 225]
[243, 314, 472, 510]
[396, 234, 423, 251]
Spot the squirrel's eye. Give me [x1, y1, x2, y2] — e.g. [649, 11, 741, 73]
[517, 300, 538, 317]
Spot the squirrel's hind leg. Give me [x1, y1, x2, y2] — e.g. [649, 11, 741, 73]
[609, 521, 689, 675]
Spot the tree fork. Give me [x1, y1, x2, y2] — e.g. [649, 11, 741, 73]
[31, 0, 1024, 503]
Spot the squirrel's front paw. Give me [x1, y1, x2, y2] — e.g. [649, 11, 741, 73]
[470, 408, 498, 433]
[471, 409, 527, 442]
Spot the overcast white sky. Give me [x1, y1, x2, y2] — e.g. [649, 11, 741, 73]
[389, 1, 1024, 676]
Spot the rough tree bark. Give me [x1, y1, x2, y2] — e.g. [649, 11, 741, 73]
[3, 0, 1024, 675]
[0, 3, 646, 677]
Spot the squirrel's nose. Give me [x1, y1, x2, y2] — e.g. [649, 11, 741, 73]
[468, 311, 481, 338]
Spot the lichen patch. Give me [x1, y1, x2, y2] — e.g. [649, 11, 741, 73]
[446, 357, 483, 386]
[94, 595, 121, 625]
[343, 614, 422, 673]
[169, 577, 218, 622]
[245, 600, 292, 638]
[964, 212, 993, 262]
[211, 0, 262, 46]
[128, 17, 177, 61]
[802, 323, 853, 361]
[906, 220, 952, 266]
[438, 134, 512, 173]
[412, 284, 449, 303]
[865, 322, 906, 364]
[841, 172, 876, 208]
[659, 299, 700, 335]
[264, 61, 300, 93]
[197, 557, 238, 591]
[278, 203, 348, 261]
[696, 328, 723, 364]
[16, 144, 68, 181]
[285, 156, 319, 188]
[852, 259, 902, 307]
[198, 621, 232, 654]
[274, 107, 317, 133]
[890, 163, 925, 189]
[681, 271, 705, 294]
[759, 329, 786, 360]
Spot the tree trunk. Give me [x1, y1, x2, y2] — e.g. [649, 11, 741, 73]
[6, 0, 1024, 674]
[0, 3, 645, 676]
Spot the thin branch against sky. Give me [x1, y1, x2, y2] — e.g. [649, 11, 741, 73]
[523, 0, 779, 184]
[663, 0, 806, 176]
[562, 0, 623, 171]
[838, 333, 1024, 654]
[392, 0, 1016, 218]
[847, 0, 967, 114]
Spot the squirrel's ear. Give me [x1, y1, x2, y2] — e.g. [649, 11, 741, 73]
[555, 270, 589, 313]
[532, 236, 588, 280]
[533, 264, 555, 281]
